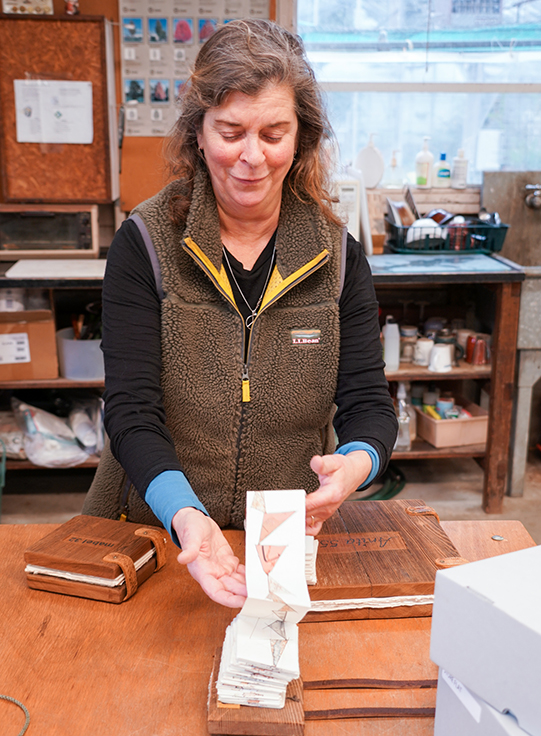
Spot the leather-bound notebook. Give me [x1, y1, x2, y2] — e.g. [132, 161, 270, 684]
[305, 499, 467, 622]
[24, 515, 167, 604]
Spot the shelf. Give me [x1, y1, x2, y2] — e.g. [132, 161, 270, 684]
[5, 456, 100, 470]
[392, 439, 486, 460]
[0, 378, 104, 390]
[385, 361, 491, 382]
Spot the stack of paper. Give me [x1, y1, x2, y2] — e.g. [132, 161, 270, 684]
[305, 536, 319, 586]
[216, 490, 311, 708]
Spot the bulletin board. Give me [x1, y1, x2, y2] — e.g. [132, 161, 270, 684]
[0, 15, 117, 203]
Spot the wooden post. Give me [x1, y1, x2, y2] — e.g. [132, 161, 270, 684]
[483, 281, 522, 513]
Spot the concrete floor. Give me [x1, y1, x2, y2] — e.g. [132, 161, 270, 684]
[2, 453, 541, 543]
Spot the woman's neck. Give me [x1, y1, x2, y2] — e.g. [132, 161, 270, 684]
[218, 207, 280, 271]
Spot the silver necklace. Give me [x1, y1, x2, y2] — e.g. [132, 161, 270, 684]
[222, 244, 276, 329]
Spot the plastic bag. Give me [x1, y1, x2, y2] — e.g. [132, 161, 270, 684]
[12, 398, 89, 468]
[0, 410, 26, 460]
[68, 397, 105, 457]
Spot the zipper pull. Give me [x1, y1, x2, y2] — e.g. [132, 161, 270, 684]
[242, 366, 250, 403]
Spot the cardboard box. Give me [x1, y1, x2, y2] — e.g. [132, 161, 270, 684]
[0, 309, 58, 380]
[430, 546, 541, 736]
[415, 397, 488, 448]
[435, 669, 528, 736]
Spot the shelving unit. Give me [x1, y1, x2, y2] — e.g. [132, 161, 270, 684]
[371, 252, 524, 513]
[0, 252, 525, 513]
[0, 266, 104, 479]
[385, 362, 491, 383]
[385, 361, 491, 460]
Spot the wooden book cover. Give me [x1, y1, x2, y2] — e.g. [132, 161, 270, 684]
[305, 499, 466, 622]
[24, 515, 167, 604]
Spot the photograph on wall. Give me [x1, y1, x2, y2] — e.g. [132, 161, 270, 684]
[198, 18, 218, 42]
[150, 78, 170, 103]
[174, 80, 185, 99]
[148, 18, 168, 42]
[125, 79, 145, 103]
[122, 18, 144, 43]
[173, 18, 194, 43]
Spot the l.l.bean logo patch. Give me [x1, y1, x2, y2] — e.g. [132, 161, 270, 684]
[290, 329, 321, 345]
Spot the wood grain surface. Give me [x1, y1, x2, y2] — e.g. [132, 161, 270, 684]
[307, 500, 461, 611]
[0, 519, 535, 736]
[483, 280, 522, 512]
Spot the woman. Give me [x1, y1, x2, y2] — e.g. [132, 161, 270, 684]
[83, 20, 398, 608]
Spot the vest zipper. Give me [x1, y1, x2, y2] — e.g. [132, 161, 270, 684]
[182, 241, 248, 401]
[182, 239, 329, 404]
[241, 252, 330, 402]
[183, 238, 330, 524]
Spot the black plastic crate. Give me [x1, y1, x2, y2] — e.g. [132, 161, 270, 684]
[384, 216, 509, 255]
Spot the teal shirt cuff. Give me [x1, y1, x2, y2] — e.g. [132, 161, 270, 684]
[145, 470, 208, 547]
[335, 441, 380, 489]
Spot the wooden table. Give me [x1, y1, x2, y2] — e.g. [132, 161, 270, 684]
[0, 520, 535, 736]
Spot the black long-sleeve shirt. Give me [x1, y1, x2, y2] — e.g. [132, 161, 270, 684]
[101, 218, 398, 495]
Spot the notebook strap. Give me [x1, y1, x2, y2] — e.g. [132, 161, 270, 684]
[103, 552, 138, 601]
[135, 527, 167, 571]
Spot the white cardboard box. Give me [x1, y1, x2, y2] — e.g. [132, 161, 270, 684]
[435, 669, 528, 736]
[430, 545, 541, 736]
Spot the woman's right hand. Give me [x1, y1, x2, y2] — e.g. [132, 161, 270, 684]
[172, 507, 247, 608]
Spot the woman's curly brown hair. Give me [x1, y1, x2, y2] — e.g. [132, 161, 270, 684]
[165, 19, 340, 225]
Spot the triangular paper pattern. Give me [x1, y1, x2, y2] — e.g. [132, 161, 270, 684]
[256, 545, 287, 575]
[272, 604, 296, 621]
[267, 620, 287, 639]
[268, 576, 294, 600]
[259, 511, 295, 543]
[251, 492, 266, 513]
[270, 639, 288, 666]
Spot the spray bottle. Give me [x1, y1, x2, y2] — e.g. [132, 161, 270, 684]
[394, 382, 412, 452]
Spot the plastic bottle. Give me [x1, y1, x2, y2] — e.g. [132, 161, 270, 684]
[383, 150, 403, 188]
[433, 153, 451, 188]
[415, 137, 434, 189]
[394, 382, 412, 451]
[451, 148, 468, 189]
[355, 134, 385, 189]
[404, 382, 417, 442]
[382, 315, 400, 371]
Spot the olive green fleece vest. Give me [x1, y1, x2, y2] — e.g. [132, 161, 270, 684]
[83, 169, 343, 528]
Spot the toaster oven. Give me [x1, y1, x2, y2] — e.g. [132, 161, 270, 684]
[0, 204, 99, 259]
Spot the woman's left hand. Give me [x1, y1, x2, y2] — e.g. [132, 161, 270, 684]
[305, 450, 372, 535]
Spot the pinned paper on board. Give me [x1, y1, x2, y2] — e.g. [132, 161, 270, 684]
[14, 79, 93, 145]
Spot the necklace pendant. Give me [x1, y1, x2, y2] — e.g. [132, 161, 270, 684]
[246, 312, 257, 330]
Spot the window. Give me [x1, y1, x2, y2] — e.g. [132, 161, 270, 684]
[297, 0, 541, 183]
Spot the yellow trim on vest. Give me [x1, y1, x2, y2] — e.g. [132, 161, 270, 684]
[260, 249, 330, 310]
[183, 236, 235, 303]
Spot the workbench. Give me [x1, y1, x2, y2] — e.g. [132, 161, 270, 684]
[0, 519, 534, 736]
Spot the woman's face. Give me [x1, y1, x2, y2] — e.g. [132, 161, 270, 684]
[197, 84, 298, 221]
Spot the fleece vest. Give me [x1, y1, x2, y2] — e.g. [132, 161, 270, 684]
[84, 169, 343, 528]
